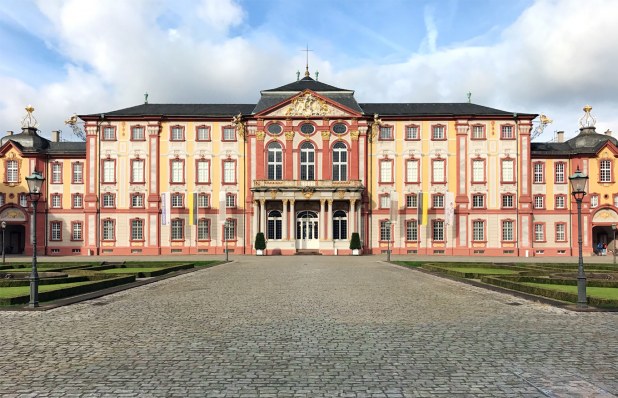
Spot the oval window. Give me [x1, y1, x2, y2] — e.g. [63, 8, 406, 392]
[332, 123, 347, 134]
[267, 123, 283, 135]
[300, 123, 315, 134]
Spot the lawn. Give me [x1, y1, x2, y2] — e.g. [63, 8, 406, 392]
[522, 282, 618, 300]
[444, 267, 520, 275]
[98, 267, 165, 274]
[0, 282, 94, 298]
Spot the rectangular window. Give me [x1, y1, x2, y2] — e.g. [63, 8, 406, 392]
[379, 126, 393, 140]
[502, 159, 514, 183]
[19, 194, 28, 207]
[224, 220, 236, 240]
[600, 160, 612, 182]
[131, 159, 145, 183]
[131, 194, 144, 208]
[432, 194, 444, 209]
[131, 219, 144, 240]
[614, 194, 618, 207]
[171, 193, 184, 208]
[198, 193, 210, 208]
[502, 221, 514, 241]
[472, 194, 484, 208]
[198, 219, 210, 240]
[534, 195, 544, 209]
[223, 127, 236, 141]
[225, 194, 236, 208]
[380, 195, 391, 209]
[102, 126, 115, 140]
[405, 125, 419, 140]
[72, 222, 83, 241]
[171, 219, 184, 240]
[102, 160, 115, 183]
[380, 220, 392, 241]
[0, 193, 5, 206]
[533, 163, 544, 183]
[171, 160, 184, 183]
[472, 160, 484, 183]
[556, 224, 566, 241]
[534, 223, 545, 242]
[50, 222, 62, 241]
[51, 163, 62, 183]
[555, 195, 566, 209]
[406, 160, 419, 183]
[131, 126, 145, 140]
[171, 126, 184, 141]
[432, 159, 445, 183]
[223, 161, 236, 183]
[406, 220, 418, 241]
[72, 162, 83, 184]
[501, 125, 514, 139]
[197, 126, 211, 141]
[102, 220, 115, 240]
[6, 160, 18, 183]
[502, 194, 515, 208]
[590, 195, 599, 208]
[472, 220, 485, 241]
[51, 194, 62, 208]
[555, 163, 565, 183]
[432, 220, 444, 241]
[380, 160, 393, 183]
[102, 193, 115, 208]
[432, 125, 445, 140]
[406, 194, 418, 208]
[472, 125, 485, 139]
[196, 160, 210, 183]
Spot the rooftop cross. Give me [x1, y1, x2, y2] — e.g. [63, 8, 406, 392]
[301, 44, 312, 77]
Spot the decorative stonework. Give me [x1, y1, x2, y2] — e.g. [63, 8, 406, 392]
[285, 131, 295, 140]
[285, 93, 329, 117]
[270, 189, 277, 199]
[302, 186, 315, 199]
[0, 208, 26, 222]
[256, 131, 265, 141]
[321, 131, 331, 140]
[350, 130, 359, 141]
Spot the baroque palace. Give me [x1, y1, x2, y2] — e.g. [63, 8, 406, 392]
[1, 72, 618, 257]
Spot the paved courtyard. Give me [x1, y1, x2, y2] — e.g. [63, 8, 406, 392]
[0, 256, 617, 397]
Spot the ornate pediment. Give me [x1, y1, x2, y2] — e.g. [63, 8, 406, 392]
[261, 92, 358, 118]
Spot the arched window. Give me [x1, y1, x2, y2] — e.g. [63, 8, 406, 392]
[300, 142, 315, 180]
[267, 142, 283, 180]
[332, 210, 348, 240]
[332, 142, 347, 181]
[267, 210, 282, 240]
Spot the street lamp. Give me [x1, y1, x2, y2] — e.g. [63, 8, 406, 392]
[569, 167, 588, 309]
[224, 219, 231, 262]
[608, 223, 617, 265]
[1, 221, 6, 264]
[26, 171, 45, 308]
[385, 220, 392, 262]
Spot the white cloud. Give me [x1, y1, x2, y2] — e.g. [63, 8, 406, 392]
[1, 0, 618, 143]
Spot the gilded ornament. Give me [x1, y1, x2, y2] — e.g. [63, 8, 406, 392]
[302, 186, 315, 199]
[256, 131, 265, 140]
[369, 113, 382, 142]
[350, 130, 359, 141]
[285, 131, 295, 140]
[285, 93, 329, 117]
[321, 131, 331, 140]
[232, 113, 246, 139]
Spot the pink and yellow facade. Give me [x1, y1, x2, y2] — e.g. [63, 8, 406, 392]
[1, 78, 617, 258]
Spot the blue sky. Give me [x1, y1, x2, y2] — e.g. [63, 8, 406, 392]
[1, 0, 617, 142]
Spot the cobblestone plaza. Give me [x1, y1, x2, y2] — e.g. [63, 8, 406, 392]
[1, 256, 617, 397]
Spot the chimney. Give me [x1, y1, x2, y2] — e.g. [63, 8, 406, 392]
[51, 130, 61, 142]
[6, 131, 13, 136]
[556, 131, 564, 143]
[605, 129, 612, 136]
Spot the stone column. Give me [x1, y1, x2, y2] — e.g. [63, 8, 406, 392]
[320, 199, 326, 240]
[282, 199, 288, 241]
[290, 199, 296, 240]
[350, 199, 356, 233]
[253, 200, 259, 239]
[327, 199, 333, 240]
[260, 199, 266, 233]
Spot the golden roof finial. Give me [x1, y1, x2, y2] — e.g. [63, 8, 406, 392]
[21, 104, 39, 129]
[579, 104, 596, 128]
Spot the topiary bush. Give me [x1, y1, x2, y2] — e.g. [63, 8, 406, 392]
[254, 232, 266, 251]
[349, 232, 361, 250]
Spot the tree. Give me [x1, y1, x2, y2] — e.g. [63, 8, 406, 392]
[349, 232, 361, 250]
[254, 232, 266, 251]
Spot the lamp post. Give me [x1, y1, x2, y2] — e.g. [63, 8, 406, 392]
[224, 219, 231, 262]
[608, 223, 617, 265]
[385, 220, 392, 262]
[1, 221, 6, 264]
[569, 167, 588, 308]
[26, 171, 45, 308]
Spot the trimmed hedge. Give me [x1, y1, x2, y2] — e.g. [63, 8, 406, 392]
[0, 275, 135, 306]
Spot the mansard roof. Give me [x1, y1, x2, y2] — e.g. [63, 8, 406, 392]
[0, 127, 85, 156]
[358, 103, 533, 118]
[86, 104, 255, 119]
[262, 76, 351, 93]
[531, 127, 618, 156]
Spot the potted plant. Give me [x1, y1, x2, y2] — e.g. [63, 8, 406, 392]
[254, 232, 266, 255]
[349, 232, 361, 255]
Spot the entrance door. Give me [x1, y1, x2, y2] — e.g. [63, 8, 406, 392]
[296, 211, 319, 249]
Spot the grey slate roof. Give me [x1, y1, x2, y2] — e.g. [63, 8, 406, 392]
[531, 127, 618, 156]
[253, 92, 363, 114]
[359, 103, 531, 117]
[263, 76, 350, 92]
[47, 141, 86, 155]
[84, 104, 255, 118]
[0, 127, 86, 156]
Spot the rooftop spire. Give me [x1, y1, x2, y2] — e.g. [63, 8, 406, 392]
[21, 105, 39, 129]
[302, 44, 312, 77]
[579, 104, 596, 128]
